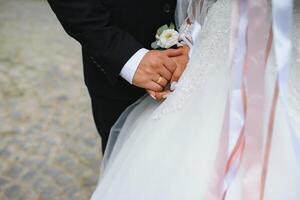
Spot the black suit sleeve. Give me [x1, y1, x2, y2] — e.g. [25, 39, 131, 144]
[47, 0, 143, 83]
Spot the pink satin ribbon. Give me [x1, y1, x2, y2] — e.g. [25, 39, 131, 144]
[222, 0, 248, 198]
[205, 0, 246, 199]
[241, 1, 271, 199]
[205, 0, 296, 199]
[206, 0, 271, 199]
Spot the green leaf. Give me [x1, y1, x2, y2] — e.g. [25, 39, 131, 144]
[156, 24, 168, 36]
[151, 41, 159, 49]
[155, 34, 160, 40]
[169, 23, 175, 30]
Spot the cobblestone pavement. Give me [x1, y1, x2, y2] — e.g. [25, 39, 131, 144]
[0, 0, 102, 199]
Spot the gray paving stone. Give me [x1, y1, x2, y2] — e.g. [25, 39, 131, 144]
[38, 185, 59, 200]
[20, 159, 44, 170]
[63, 184, 81, 199]
[0, 149, 11, 157]
[54, 173, 74, 186]
[0, 0, 102, 199]
[32, 178, 61, 198]
[6, 164, 23, 178]
[5, 185, 21, 199]
[41, 166, 75, 186]
[11, 111, 22, 120]
[0, 178, 8, 190]
[81, 177, 97, 188]
[18, 192, 37, 200]
[22, 170, 37, 181]
[0, 193, 8, 200]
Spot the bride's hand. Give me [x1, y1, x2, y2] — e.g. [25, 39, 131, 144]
[170, 44, 190, 84]
[146, 45, 190, 101]
[146, 89, 171, 101]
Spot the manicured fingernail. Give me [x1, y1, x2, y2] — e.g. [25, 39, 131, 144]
[170, 82, 178, 91]
[150, 94, 156, 100]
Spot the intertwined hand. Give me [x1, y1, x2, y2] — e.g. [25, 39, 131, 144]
[147, 45, 190, 100]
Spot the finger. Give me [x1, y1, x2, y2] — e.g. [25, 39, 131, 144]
[171, 65, 186, 83]
[170, 56, 189, 83]
[173, 54, 189, 66]
[163, 48, 183, 57]
[156, 76, 168, 88]
[146, 89, 157, 100]
[179, 45, 190, 55]
[155, 90, 171, 100]
[163, 57, 177, 73]
[157, 67, 172, 81]
[145, 81, 164, 92]
[170, 81, 178, 91]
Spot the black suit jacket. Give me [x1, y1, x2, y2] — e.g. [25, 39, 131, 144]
[47, 0, 177, 101]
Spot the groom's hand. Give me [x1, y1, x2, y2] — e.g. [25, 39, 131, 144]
[150, 45, 190, 101]
[170, 45, 190, 83]
[132, 49, 182, 92]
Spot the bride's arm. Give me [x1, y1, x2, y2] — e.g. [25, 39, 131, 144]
[178, 0, 217, 49]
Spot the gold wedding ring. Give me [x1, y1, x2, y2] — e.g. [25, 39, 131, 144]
[157, 76, 164, 84]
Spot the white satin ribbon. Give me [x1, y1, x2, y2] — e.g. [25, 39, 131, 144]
[272, 0, 300, 163]
[228, 0, 247, 161]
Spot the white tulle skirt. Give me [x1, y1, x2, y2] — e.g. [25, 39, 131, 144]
[91, 0, 300, 199]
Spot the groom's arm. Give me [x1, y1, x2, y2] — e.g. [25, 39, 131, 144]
[47, 0, 143, 84]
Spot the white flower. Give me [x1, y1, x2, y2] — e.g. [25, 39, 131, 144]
[157, 29, 180, 49]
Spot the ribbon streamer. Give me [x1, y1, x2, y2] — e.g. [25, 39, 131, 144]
[271, 0, 300, 163]
[222, 0, 248, 198]
[204, 0, 241, 198]
[241, 0, 271, 198]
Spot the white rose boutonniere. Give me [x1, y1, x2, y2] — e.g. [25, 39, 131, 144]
[151, 23, 183, 49]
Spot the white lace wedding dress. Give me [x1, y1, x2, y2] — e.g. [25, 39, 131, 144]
[91, 0, 300, 199]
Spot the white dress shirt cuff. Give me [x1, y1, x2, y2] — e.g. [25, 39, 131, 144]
[120, 48, 149, 84]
